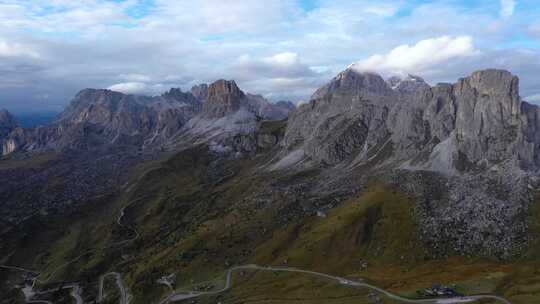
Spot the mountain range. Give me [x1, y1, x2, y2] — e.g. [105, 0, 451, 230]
[2, 67, 540, 304]
[0, 80, 294, 156]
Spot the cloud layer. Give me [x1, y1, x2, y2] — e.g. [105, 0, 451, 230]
[0, 0, 539, 112]
[351, 36, 477, 76]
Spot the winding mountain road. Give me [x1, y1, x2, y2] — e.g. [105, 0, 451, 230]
[159, 265, 512, 304]
[0, 189, 512, 304]
[1, 197, 138, 304]
[98, 272, 130, 304]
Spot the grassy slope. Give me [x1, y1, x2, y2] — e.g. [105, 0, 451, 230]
[5, 146, 540, 304]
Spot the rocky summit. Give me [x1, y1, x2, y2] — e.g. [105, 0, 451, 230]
[202, 79, 246, 118]
[1, 81, 294, 156]
[281, 68, 536, 173]
[3, 68, 540, 304]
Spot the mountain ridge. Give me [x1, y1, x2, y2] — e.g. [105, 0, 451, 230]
[1, 81, 295, 156]
[4, 67, 540, 303]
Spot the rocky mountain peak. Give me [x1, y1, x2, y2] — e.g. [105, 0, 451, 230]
[0, 109, 18, 137]
[0, 109, 17, 127]
[387, 74, 430, 93]
[280, 68, 540, 172]
[463, 69, 520, 101]
[209, 79, 243, 97]
[202, 79, 246, 118]
[74, 88, 124, 103]
[161, 88, 199, 105]
[0, 109, 19, 156]
[312, 68, 394, 100]
[191, 84, 209, 102]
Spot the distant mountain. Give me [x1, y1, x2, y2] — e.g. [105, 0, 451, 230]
[3, 68, 540, 304]
[0, 109, 18, 155]
[1, 81, 295, 156]
[0, 109, 18, 136]
[2, 88, 202, 154]
[386, 74, 431, 93]
[275, 68, 537, 257]
[190, 83, 209, 102]
[280, 68, 533, 172]
[178, 79, 293, 153]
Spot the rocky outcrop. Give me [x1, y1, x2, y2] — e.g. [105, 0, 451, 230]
[279, 68, 540, 173]
[2, 88, 203, 155]
[281, 69, 396, 165]
[0, 109, 18, 155]
[244, 94, 296, 121]
[194, 80, 294, 121]
[177, 80, 295, 154]
[191, 84, 209, 102]
[0, 109, 17, 138]
[387, 74, 430, 93]
[2, 78, 295, 156]
[202, 80, 245, 119]
[277, 67, 540, 258]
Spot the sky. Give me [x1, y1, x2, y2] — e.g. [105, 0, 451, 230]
[1, 0, 540, 112]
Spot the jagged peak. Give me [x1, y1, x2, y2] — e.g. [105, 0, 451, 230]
[464, 69, 518, 94]
[311, 67, 392, 100]
[387, 74, 426, 86]
[201, 79, 246, 119]
[387, 74, 430, 93]
[191, 83, 209, 101]
[161, 87, 197, 102]
[74, 88, 126, 103]
[342, 66, 383, 78]
[0, 109, 17, 125]
[208, 79, 244, 98]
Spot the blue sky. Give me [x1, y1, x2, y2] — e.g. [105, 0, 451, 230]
[0, 0, 540, 112]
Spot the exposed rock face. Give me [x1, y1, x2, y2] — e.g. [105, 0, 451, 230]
[277, 67, 540, 258]
[0, 109, 18, 155]
[191, 84, 209, 102]
[282, 69, 396, 165]
[454, 70, 521, 164]
[3, 88, 202, 155]
[202, 80, 245, 119]
[174, 80, 295, 154]
[387, 74, 430, 93]
[244, 94, 296, 121]
[2, 79, 294, 156]
[0, 109, 17, 138]
[280, 68, 540, 172]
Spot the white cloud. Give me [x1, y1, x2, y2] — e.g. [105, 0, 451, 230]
[351, 36, 478, 76]
[0, 0, 539, 109]
[500, 0, 516, 18]
[0, 38, 39, 58]
[108, 82, 148, 94]
[263, 52, 301, 66]
[234, 52, 317, 79]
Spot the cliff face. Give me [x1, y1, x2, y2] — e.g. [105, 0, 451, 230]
[280, 68, 540, 173]
[201, 80, 245, 119]
[2, 88, 203, 155]
[274, 68, 539, 258]
[168, 79, 295, 154]
[0, 109, 18, 155]
[2, 79, 296, 156]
